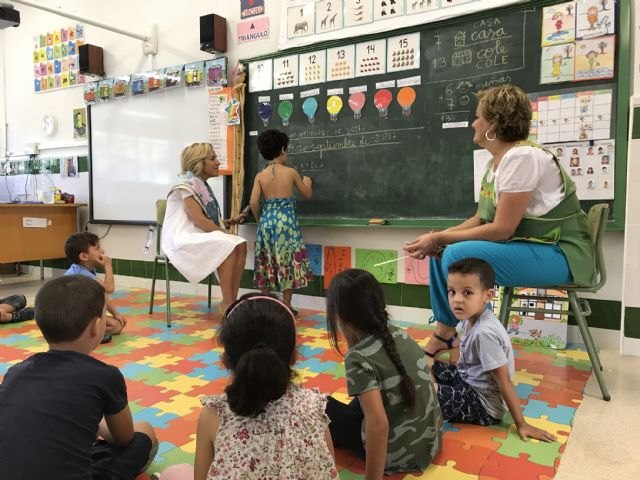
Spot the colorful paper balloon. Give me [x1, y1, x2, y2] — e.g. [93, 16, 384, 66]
[302, 97, 318, 124]
[258, 102, 272, 126]
[327, 95, 343, 122]
[348, 92, 366, 120]
[397, 87, 417, 116]
[374, 89, 393, 118]
[278, 100, 294, 126]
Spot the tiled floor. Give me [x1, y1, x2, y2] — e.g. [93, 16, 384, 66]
[1, 282, 638, 479]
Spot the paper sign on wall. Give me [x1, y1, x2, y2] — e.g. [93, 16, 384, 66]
[237, 17, 270, 44]
[241, 0, 265, 19]
[355, 249, 397, 284]
[306, 244, 322, 276]
[324, 246, 351, 289]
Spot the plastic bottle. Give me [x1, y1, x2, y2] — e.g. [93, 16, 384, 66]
[36, 170, 55, 204]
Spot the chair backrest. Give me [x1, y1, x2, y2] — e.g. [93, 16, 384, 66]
[155, 199, 167, 255]
[156, 199, 167, 227]
[582, 203, 608, 292]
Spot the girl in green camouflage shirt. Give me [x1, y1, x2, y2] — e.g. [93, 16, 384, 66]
[325, 269, 443, 479]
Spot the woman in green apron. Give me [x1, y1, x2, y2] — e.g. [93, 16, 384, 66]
[404, 85, 595, 360]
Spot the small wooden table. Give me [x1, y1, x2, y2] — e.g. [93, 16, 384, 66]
[0, 203, 86, 278]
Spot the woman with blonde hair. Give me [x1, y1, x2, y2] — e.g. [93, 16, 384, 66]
[162, 143, 247, 314]
[405, 85, 595, 360]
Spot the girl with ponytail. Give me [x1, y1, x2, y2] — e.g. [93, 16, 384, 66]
[326, 269, 443, 479]
[193, 293, 337, 480]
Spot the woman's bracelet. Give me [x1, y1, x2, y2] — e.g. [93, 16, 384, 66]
[430, 235, 438, 250]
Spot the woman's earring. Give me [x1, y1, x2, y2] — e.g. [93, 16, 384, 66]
[485, 130, 497, 141]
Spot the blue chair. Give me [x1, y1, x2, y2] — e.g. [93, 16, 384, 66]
[149, 199, 213, 327]
[498, 204, 610, 401]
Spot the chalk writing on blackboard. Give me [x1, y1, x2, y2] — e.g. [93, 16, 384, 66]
[288, 126, 425, 155]
[426, 14, 528, 83]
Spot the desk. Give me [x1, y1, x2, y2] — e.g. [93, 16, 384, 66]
[0, 204, 85, 277]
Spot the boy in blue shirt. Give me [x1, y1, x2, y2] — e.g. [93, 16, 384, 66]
[64, 232, 127, 342]
[432, 258, 556, 442]
[0, 275, 158, 479]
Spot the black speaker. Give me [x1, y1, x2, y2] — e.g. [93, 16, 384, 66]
[200, 14, 227, 54]
[79, 44, 105, 77]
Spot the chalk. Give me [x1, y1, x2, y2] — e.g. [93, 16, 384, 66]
[368, 218, 387, 225]
[373, 254, 412, 267]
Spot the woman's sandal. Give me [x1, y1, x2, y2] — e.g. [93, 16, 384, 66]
[424, 332, 459, 362]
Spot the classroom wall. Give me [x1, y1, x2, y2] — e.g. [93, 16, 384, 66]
[0, 0, 634, 352]
[620, 1, 640, 354]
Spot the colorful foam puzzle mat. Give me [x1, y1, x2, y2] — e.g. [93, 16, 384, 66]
[0, 288, 594, 479]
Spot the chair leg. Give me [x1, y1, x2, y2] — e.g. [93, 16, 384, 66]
[568, 291, 610, 401]
[207, 274, 212, 309]
[165, 261, 171, 328]
[149, 257, 158, 314]
[498, 287, 513, 329]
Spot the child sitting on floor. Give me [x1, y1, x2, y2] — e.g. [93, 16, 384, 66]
[325, 269, 443, 479]
[155, 293, 337, 480]
[432, 257, 556, 441]
[64, 232, 127, 342]
[0, 294, 34, 323]
[0, 275, 158, 479]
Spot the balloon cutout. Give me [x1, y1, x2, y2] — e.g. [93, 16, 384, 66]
[278, 100, 294, 126]
[327, 96, 343, 122]
[302, 97, 318, 124]
[348, 92, 366, 120]
[374, 89, 393, 118]
[258, 102, 272, 126]
[397, 87, 417, 117]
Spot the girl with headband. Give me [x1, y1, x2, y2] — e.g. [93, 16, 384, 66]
[193, 293, 337, 480]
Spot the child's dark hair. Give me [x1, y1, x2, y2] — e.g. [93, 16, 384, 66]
[326, 269, 416, 410]
[220, 292, 297, 417]
[257, 129, 289, 160]
[447, 258, 495, 290]
[35, 275, 106, 343]
[64, 232, 100, 263]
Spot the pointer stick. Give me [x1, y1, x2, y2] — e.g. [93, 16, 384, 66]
[373, 254, 413, 267]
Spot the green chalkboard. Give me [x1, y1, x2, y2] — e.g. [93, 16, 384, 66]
[242, 0, 629, 229]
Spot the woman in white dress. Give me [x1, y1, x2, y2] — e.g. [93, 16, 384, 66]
[162, 143, 247, 313]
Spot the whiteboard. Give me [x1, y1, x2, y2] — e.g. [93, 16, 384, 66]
[89, 86, 224, 224]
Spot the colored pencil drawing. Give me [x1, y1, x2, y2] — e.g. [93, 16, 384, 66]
[575, 35, 615, 80]
[576, 0, 615, 40]
[540, 44, 575, 84]
[541, 2, 576, 46]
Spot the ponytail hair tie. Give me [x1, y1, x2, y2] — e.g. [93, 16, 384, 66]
[253, 341, 269, 350]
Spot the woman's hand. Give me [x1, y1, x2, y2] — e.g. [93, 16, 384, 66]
[404, 232, 440, 259]
[223, 211, 249, 228]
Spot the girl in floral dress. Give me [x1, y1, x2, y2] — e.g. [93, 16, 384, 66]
[250, 129, 313, 314]
[194, 293, 337, 480]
